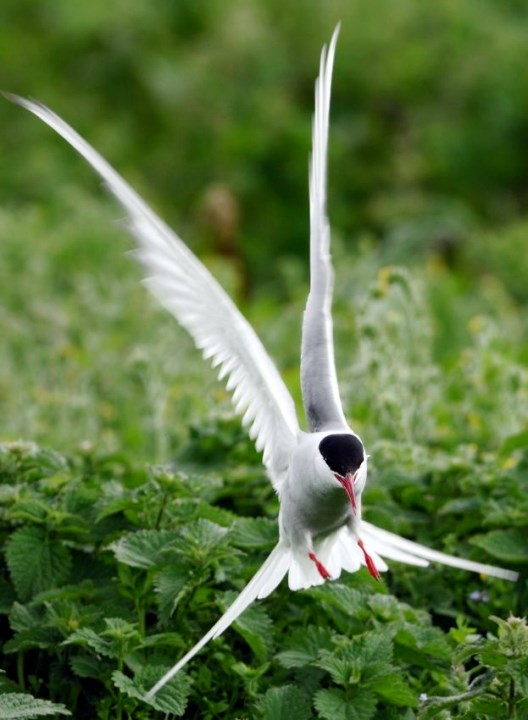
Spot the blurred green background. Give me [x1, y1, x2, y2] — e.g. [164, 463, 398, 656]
[1, 0, 528, 458]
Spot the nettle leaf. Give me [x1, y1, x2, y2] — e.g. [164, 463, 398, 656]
[313, 687, 377, 720]
[317, 633, 394, 689]
[223, 591, 273, 661]
[395, 623, 451, 662]
[370, 673, 418, 707]
[256, 685, 312, 720]
[316, 645, 361, 686]
[5, 526, 71, 601]
[471, 529, 528, 563]
[367, 594, 401, 622]
[64, 618, 140, 659]
[3, 628, 58, 654]
[277, 626, 335, 669]
[195, 502, 237, 527]
[6, 499, 50, 524]
[113, 666, 191, 715]
[230, 517, 278, 549]
[8, 602, 42, 633]
[0, 693, 71, 718]
[101, 617, 139, 642]
[110, 529, 180, 569]
[179, 519, 229, 557]
[69, 654, 101, 679]
[63, 627, 116, 658]
[308, 584, 369, 622]
[153, 566, 190, 622]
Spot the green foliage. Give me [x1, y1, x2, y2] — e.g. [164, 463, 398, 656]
[1, 2, 528, 718]
[420, 616, 528, 719]
[0, 438, 524, 718]
[0, 693, 70, 718]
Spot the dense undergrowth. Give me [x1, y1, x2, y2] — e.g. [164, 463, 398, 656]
[0, 429, 526, 719]
[0, 256, 527, 718]
[2, 1, 528, 717]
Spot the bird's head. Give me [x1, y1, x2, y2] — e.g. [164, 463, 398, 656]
[318, 433, 368, 513]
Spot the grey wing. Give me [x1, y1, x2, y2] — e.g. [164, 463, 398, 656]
[300, 26, 349, 433]
[7, 94, 299, 491]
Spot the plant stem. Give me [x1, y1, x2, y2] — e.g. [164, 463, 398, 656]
[508, 678, 516, 719]
[16, 651, 25, 690]
[154, 491, 168, 529]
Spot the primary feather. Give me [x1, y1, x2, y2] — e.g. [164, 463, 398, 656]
[3, 91, 299, 492]
[301, 25, 348, 433]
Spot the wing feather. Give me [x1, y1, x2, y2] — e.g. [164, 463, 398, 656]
[301, 25, 348, 433]
[6, 94, 299, 489]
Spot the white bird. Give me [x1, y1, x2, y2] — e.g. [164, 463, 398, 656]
[6, 25, 518, 699]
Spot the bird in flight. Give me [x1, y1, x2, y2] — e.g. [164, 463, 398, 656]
[6, 24, 518, 699]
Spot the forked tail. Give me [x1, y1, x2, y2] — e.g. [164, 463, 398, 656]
[362, 521, 519, 582]
[145, 542, 291, 698]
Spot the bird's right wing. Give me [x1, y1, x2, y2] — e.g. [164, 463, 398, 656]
[362, 521, 519, 582]
[301, 25, 349, 433]
[6, 94, 300, 491]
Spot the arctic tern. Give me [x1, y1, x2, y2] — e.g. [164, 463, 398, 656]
[6, 25, 518, 699]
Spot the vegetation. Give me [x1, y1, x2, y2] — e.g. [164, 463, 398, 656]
[1, 1, 527, 717]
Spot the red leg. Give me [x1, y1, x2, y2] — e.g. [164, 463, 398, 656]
[357, 539, 381, 581]
[308, 552, 331, 580]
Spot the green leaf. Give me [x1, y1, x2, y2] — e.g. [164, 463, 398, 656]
[179, 519, 229, 556]
[317, 633, 393, 687]
[230, 517, 278, 549]
[308, 584, 369, 620]
[110, 529, 180, 569]
[471, 529, 528, 563]
[367, 594, 401, 621]
[63, 627, 116, 658]
[113, 666, 191, 715]
[370, 673, 418, 707]
[69, 654, 101, 679]
[6, 499, 50, 524]
[313, 688, 377, 720]
[395, 623, 452, 662]
[257, 685, 312, 720]
[0, 693, 71, 718]
[153, 566, 189, 622]
[276, 626, 335, 668]
[227, 592, 273, 661]
[5, 526, 71, 601]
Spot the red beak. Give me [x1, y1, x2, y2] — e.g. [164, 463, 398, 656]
[335, 472, 357, 513]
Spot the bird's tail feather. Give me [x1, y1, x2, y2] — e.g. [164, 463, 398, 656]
[362, 521, 519, 582]
[145, 542, 290, 699]
[288, 525, 389, 591]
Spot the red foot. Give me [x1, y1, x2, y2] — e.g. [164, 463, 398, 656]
[357, 539, 381, 581]
[309, 552, 331, 580]
[335, 473, 357, 513]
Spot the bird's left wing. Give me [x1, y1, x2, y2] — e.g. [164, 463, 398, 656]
[301, 25, 349, 433]
[6, 94, 299, 490]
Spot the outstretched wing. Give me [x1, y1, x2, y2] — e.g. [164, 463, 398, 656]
[301, 25, 349, 433]
[7, 94, 299, 490]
